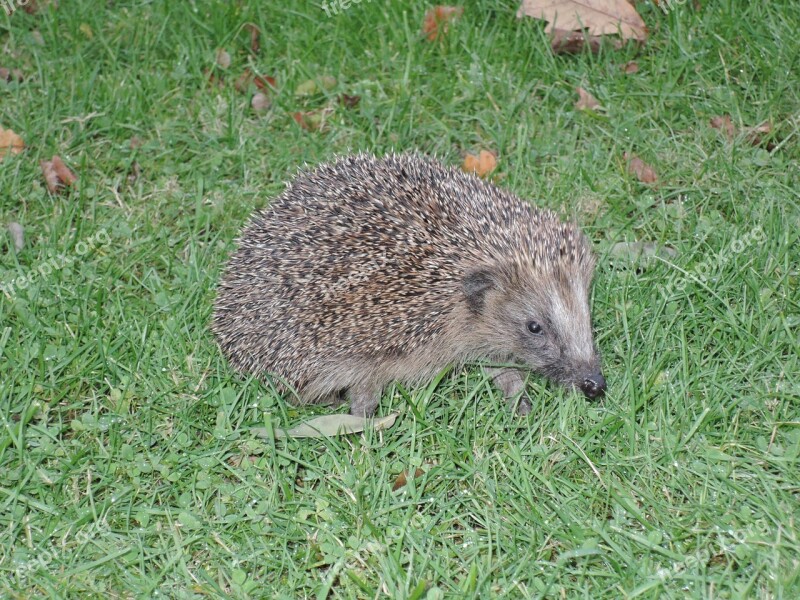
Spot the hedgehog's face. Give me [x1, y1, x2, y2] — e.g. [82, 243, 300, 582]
[463, 259, 605, 399]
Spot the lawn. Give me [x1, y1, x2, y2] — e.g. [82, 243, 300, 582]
[1, 0, 798, 597]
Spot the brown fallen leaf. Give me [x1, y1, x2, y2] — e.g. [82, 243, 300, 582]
[235, 69, 277, 94]
[22, 0, 38, 14]
[0, 127, 24, 159]
[392, 468, 425, 491]
[292, 108, 333, 132]
[621, 60, 639, 74]
[0, 68, 25, 83]
[517, 0, 647, 42]
[251, 92, 271, 112]
[422, 6, 464, 41]
[339, 94, 361, 109]
[215, 48, 231, 69]
[624, 152, 657, 183]
[40, 155, 77, 193]
[463, 150, 497, 178]
[129, 136, 143, 150]
[575, 86, 601, 110]
[710, 116, 776, 150]
[744, 121, 775, 151]
[550, 27, 622, 53]
[253, 74, 276, 92]
[710, 115, 735, 141]
[52, 156, 77, 185]
[244, 23, 261, 54]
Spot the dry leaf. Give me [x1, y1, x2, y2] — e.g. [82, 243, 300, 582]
[236, 69, 277, 93]
[252, 412, 399, 439]
[244, 23, 260, 53]
[0, 127, 24, 159]
[130, 136, 143, 150]
[40, 160, 60, 193]
[710, 115, 735, 141]
[463, 150, 497, 178]
[392, 468, 425, 491]
[7, 222, 24, 252]
[575, 86, 600, 110]
[621, 60, 639, 74]
[79, 24, 94, 39]
[215, 48, 231, 69]
[744, 121, 775, 150]
[550, 27, 622, 53]
[0, 68, 25, 83]
[624, 152, 657, 183]
[339, 94, 361, 109]
[22, 0, 38, 14]
[292, 108, 333, 132]
[517, 0, 647, 41]
[52, 156, 77, 185]
[251, 92, 271, 112]
[422, 6, 464, 41]
[254, 74, 276, 91]
[40, 155, 77, 193]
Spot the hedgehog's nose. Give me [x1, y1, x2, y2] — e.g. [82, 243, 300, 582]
[580, 373, 606, 400]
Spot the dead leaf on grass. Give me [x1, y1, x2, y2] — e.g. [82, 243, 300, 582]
[215, 48, 231, 69]
[624, 152, 657, 183]
[744, 121, 775, 150]
[463, 150, 497, 178]
[621, 60, 639, 74]
[710, 116, 776, 150]
[422, 6, 464, 41]
[517, 0, 647, 41]
[292, 108, 334, 132]
[0, 68, 25, 83]
[710, 115, 735, 141]
[575, 86, 601, 110]
[251, 92, 271, 112]
[339, 94, 361, 109]
[549, 27, 622, 53]
[235, 69, 277, 94]
[251, 412, 399, 439]
[392, 468, 425, 491]
[244, 23, 261, 54]
[40, 155, 77, 193]
[0, 127, 24, 159]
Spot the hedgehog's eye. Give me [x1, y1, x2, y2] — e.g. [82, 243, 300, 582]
[526, 320, 543, 335]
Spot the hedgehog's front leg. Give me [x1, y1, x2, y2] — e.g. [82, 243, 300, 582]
[486, 368, 532, 416]
[348, 384, 381, 417]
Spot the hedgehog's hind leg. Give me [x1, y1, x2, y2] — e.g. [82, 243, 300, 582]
[348, 384, 381, 417]
[486, 368, 532, 416]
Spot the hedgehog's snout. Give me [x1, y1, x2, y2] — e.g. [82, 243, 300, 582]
[580, 372, 606, 400]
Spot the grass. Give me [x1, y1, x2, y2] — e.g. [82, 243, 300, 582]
[1, 0, 798, 597]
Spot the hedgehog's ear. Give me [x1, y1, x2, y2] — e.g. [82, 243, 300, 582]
[463, 267, 498, 313]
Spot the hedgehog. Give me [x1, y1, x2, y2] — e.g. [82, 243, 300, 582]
[212, 153, 605, 416]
